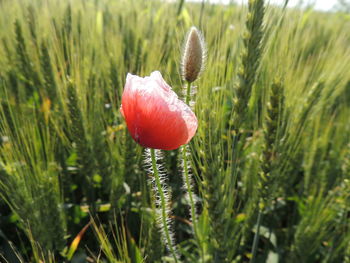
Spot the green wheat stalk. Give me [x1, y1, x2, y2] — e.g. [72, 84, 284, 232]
[232, 0, 265, 132]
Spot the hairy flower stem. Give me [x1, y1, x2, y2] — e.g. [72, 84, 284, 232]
[184, 81, 198, 232]
[182, 145, 199, 232]
[150, 149, 178, 263]
[183, 81, 202, 259]
[250, 209, 262, 263]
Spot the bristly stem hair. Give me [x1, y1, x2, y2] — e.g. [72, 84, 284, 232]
[150, 148, 179, 263]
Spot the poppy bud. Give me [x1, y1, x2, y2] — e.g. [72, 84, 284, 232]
[182, 27, 206, 83]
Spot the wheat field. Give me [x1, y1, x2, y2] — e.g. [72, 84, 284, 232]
[0, 0, 349, 262]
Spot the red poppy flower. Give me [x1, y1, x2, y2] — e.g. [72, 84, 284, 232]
[120, 71, 198, 150]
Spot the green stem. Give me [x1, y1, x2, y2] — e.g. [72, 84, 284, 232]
[182, 145, 198, 237]
[184, 81, 203, 260]
[186, 81, 191, 105]
[184, 82, 196, 231]
[150, 149, 178, 263]
[250, 209, 263, 263]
